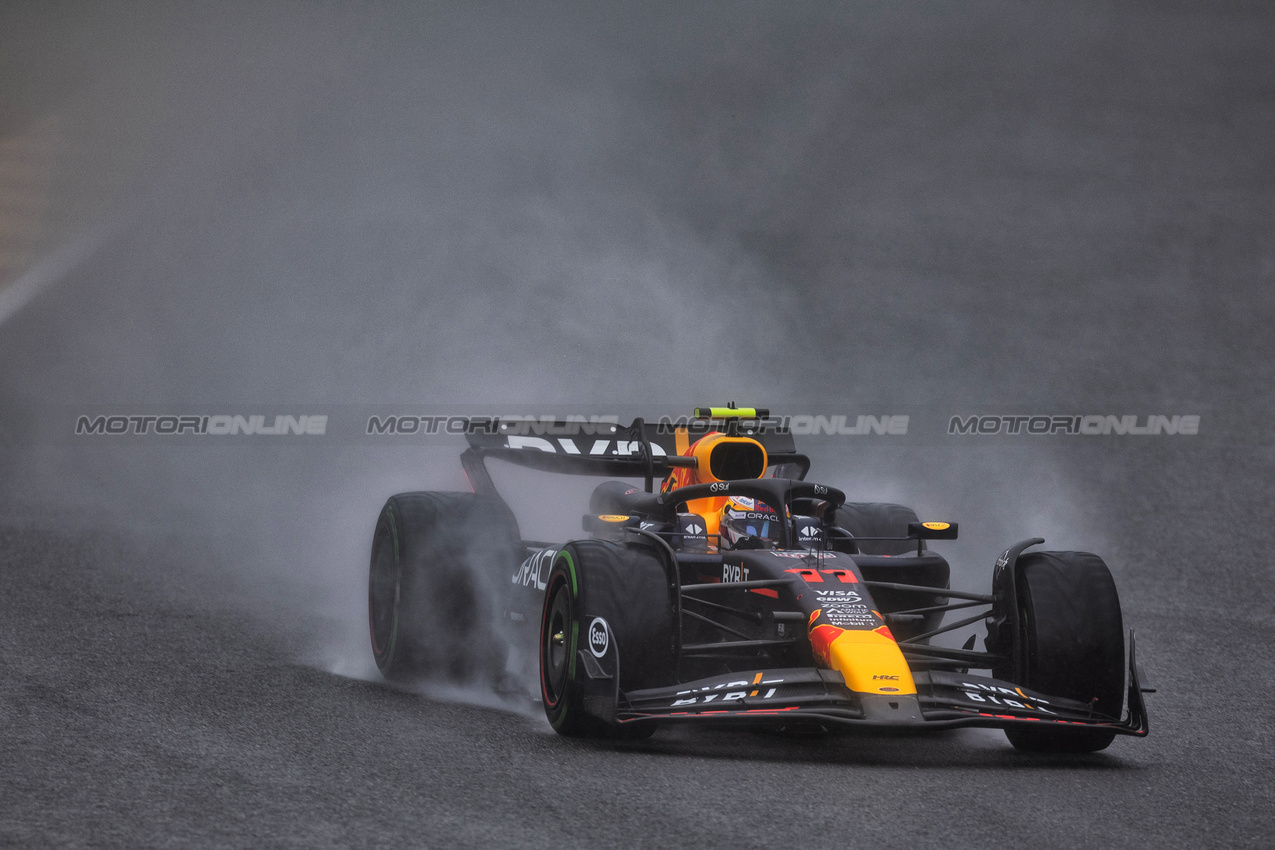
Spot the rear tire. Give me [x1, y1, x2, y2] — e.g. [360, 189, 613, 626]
[368, 492, 521, 683]
[540, 540, 673, 738]
[1002, 551, 1125, 753]
[835, 502, 921, 556]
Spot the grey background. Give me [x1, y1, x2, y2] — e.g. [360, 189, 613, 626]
[1, 1, 1272, 847]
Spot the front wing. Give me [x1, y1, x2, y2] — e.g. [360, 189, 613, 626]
[610, 633, 1150, 737]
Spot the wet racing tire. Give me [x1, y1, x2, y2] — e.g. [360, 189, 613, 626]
[1003, 551, 1125, 753]
[540, 540, 674, 738]
[835, 502, 921, 556]
[368, 492, 522, 683]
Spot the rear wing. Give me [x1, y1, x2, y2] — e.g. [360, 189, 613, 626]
[460, 416, 807, 496]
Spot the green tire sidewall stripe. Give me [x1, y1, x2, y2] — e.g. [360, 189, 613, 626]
[559, 548, 578, 596]
[549, 550, 581, 729]
[558, 549, 581, 686]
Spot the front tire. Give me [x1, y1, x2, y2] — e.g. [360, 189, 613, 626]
[540, 540, 674, 738]
[368, 492, 521, 683]
[1002, 551, 1125, 753]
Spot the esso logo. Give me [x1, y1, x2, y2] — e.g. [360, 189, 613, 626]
[587, 618, 610, 658]
[710, 482, 730, 493]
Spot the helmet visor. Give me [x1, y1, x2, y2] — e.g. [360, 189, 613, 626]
[719, 497, 781, 550]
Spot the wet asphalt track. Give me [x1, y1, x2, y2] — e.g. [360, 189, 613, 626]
[2, 1, 1275, 847]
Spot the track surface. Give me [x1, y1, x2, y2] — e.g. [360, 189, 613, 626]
[2, 1, 1274, 847]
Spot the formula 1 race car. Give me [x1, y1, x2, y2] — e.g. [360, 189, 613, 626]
[367, 407, 1151, 752]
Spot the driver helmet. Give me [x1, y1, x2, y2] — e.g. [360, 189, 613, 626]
[718, 496, 784, 550]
